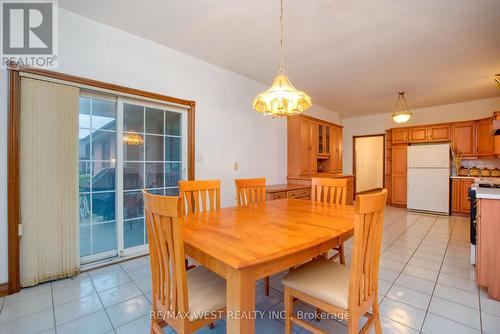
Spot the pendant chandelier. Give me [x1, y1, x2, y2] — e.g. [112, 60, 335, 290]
[252, 0, 312, 117]
[392, 90, 412, 123]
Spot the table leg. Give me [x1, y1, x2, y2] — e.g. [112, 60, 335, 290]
[226, 267, 255, 334]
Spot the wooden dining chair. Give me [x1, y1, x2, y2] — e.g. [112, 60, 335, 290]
[235, 177, 266, 206]
[234, 178, 271, 296]
[282, 189, 388, 334]
[311, 177, 349, 264]
[178, 180, 221, 215]
[143, 191, 226, 334]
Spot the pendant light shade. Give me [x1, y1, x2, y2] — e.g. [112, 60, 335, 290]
[253, 74, 312, 117]
[392, 90, 412, 123]
[252, 0, 312, 117]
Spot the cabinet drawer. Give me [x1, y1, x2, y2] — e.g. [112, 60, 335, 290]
[270, 191, 287, 200]
[287, 189, 311, 198]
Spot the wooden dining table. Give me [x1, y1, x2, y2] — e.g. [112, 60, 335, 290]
[182, 198, 355, 334]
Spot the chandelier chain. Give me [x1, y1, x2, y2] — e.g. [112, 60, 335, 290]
[279, 0, 285, 74]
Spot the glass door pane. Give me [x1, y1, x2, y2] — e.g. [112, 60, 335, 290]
[121, 103, 186, 251]
[79, 96, 118, 263]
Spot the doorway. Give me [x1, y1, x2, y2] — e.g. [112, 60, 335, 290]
[353, 134, 385, 194]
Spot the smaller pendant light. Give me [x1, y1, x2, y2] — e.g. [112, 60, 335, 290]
[392, 90, 412, 123]
[252, 0, 312, 117]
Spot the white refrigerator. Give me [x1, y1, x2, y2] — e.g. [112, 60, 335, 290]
[407, 143, 450, 215]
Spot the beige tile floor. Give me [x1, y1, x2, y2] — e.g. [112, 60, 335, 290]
[1, 206, 500, 334]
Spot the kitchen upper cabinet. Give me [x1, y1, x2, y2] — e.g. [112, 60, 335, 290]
[451, 178, 473, 214]
[428, 124, 451, 142]
[409, 127, 428, 143]
[392, 128, 409, 144]
[288, 115, 342, 178]
[391, 144, 407, 206]
[407, 124, 451, 143]
[452, 121, 476, 157]
[476, 118, 496, 157]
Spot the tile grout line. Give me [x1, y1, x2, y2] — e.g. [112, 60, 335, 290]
[418, 216, 485, 334]
[87, 270, 118, 332]
[50, 282, 58, 334]
[417, 216, 456, 334]
[109, 262, 156, 331]
[377, 215, 439, 332]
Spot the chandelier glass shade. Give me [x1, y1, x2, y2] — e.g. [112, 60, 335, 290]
[252, 0, 312, 117]
[392, 90, 412, 123]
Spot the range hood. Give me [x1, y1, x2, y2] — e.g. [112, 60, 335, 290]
[491, 111, 500, 136]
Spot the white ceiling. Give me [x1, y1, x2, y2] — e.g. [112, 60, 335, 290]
[60, 0, 500, 118]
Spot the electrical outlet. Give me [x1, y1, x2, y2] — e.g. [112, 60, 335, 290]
[233, 162, 239, 171]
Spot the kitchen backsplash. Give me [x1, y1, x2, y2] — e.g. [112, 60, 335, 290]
[451, 158, 500, 175]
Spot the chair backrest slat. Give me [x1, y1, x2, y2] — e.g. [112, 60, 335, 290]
[348, 189, 387, 313]
[311, 177, 348, 205]
[235, 178, 266, 206]
[143, 191, 188, 317]
[178, 180, 221, 215]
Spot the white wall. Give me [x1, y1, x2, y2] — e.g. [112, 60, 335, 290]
[341, 96, 500, 174]
[0, 9, 339, 283]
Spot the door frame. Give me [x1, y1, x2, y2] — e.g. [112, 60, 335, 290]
[352, 134, 386, 195]
[6, 65, 196, 295]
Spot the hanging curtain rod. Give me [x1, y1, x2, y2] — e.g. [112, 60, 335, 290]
[11, 65, 194, 111]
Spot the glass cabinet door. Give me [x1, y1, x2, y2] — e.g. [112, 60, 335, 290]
[318, 124, 324, 154]
[325, 126, 331, 154]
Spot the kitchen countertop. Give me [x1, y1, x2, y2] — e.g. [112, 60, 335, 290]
[476, 187, 500, 200]
[450, 176, 475, 179]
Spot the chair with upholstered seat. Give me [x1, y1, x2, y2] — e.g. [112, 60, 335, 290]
[311, 177, 349, 264]
[282, 189, 387, 334]
[143, 191, 226, 334]
[234, 177, 270, 296]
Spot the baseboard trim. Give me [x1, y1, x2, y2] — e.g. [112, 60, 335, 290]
[0, 282, 8, 297]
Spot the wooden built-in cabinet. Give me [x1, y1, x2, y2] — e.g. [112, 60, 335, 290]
[476, 198, 500, 301]
[265, 184, 311, 201]
[391, 145, 408, 206]
[428, 124, 451, 142]
[451, 178, 473, 214]
[477, 118, 496, 157]
[452, 121, 476, 157]
[392, 128, 408, 144]
[288, 115, 343, 178]
[390, 117, 498, 159]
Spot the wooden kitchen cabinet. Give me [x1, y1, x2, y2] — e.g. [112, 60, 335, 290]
[428, 124, 451, 142]
[288, 115, 342, 178]
[452, 121, 476, 157]
[392, 128, 409, 144]
[476, 118, 496, 157]
[451, 178, 473, 214]
[330, 127, 343, 173]
[391, 144, 407, 206]
[265, 184, 311, 201]
[476, 198, 500, 300]
[409, 127, 428, 143]
[409, 124, 450, 143]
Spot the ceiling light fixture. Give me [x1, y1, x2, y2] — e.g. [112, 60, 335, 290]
[392, 90, 412, 123]
[252, 0, 312, 117]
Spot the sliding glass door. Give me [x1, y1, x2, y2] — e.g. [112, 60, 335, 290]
[79, 94, 188, 264]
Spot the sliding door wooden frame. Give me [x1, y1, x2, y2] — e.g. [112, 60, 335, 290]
[6, 65, 196, 294]
[352, 134, 386, 195]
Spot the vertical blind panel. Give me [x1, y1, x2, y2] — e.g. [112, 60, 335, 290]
[20, 78, 80, 286]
